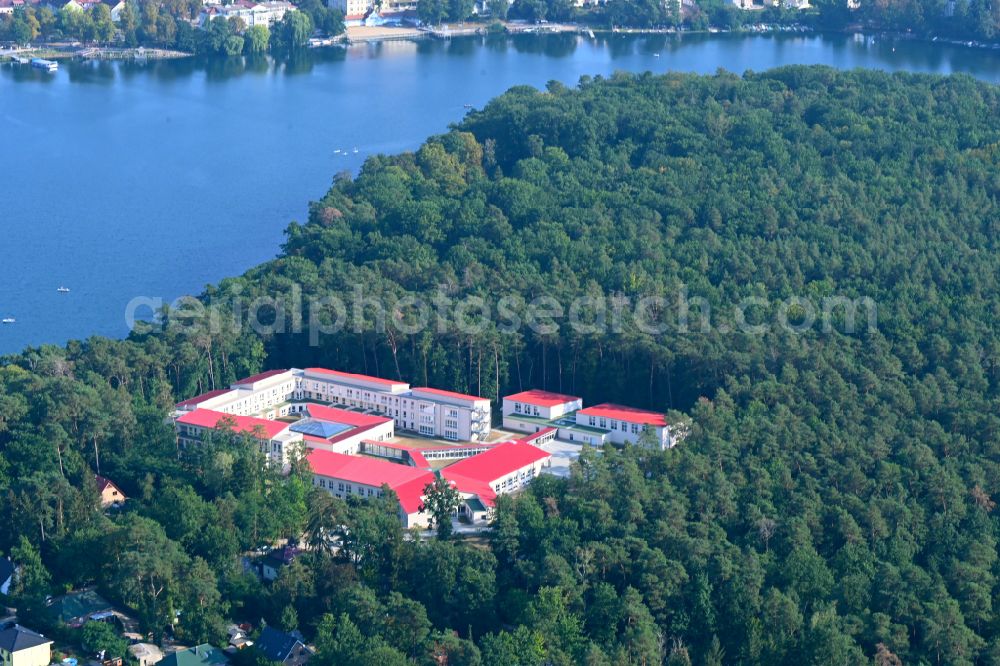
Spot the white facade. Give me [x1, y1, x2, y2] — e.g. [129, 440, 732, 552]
[576, 405, 676, 449]
[296, 369, 492, 441]
[328, 0, 374, 19]
[175, 416, 304, 471]
[502, 391, 582, 421]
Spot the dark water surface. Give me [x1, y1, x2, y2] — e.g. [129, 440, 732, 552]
[1, 32, 998, 354]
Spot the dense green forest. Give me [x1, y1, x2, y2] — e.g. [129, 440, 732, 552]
[3, 66, 1000, 665]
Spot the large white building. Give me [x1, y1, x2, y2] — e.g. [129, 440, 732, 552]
[295, 368, 492, 441]
[174, 367, 492, 442]
[327, 0, 374, 22]
[198, 1, 294, 29]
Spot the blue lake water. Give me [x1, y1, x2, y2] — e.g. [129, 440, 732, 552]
[2, 32, 999, 355]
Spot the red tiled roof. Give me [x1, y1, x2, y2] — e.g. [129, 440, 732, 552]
[233, 369, 289, 385]
[176, 409, 290, 439]
[306, 450, 434, 513]
[410, 387, 487, 403]
[392, 474, 435, 514]
[95, 474, 123, 495]
[175, 388, 232, 408]
[305, 368, 408, 388]
[578, 403, 667, 427]
[306, 404, 392, 428]
[442, 441, 549, 486]
[505, 389, 581, 407]
[442, 472, 497, 507]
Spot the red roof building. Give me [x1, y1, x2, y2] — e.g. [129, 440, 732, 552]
[505, 389, 581, 408]
[307, 450, 435, 526]
[577, 403, 667, 427]
[442, 441, 550, 509]
[176, 409, 291, 440]
[503, 389, 583, 429]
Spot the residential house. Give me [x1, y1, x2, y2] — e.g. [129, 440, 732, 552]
[0, 625, 52, 666]
[0, 559, 14, 596]
[159, 645, 228, 666]
[328, 0, 374, 21]
[96, 475, 127, 508]
[128, 644, 164, 666]
[108, 0, 126, 21]
[45, 589, 114, 628]
[254, 627, 312, 666]
[261, 547, 301, 582]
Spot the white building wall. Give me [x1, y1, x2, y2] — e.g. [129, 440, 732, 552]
[502, 396, 582, 421]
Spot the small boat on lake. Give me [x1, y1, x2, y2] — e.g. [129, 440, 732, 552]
[57, 286, 70, 293]
[31, 58, 58, 72]
[2, 317, 15, 324]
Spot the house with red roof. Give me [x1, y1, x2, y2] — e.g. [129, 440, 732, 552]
[442, 441, 551, 523]
[502, 390, 583, 432]
[307, 450, 436, 528]
[95, 475, 126, 508]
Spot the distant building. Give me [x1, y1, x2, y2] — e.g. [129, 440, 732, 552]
[45, 589, 114, 628]
[328, 0, 374, 22]
[108, 0, 126, 21]
[0, 558, 14, 596]
[196, 2, 294, 30]
[254, 627, 312, 666]
[0, 625, 52, 666]
[441, 441, 550, 523]
[159, 645, 228, 666]
[308, 450, 436, 528]
[261, 546, 301, 582]
[129, 644, 164, 666]
[96, 475, 127, 508]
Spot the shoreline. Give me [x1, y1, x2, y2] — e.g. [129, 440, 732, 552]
[3, 24, 999, 65]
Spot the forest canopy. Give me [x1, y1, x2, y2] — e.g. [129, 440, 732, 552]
[2, 66, 1000, 665]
